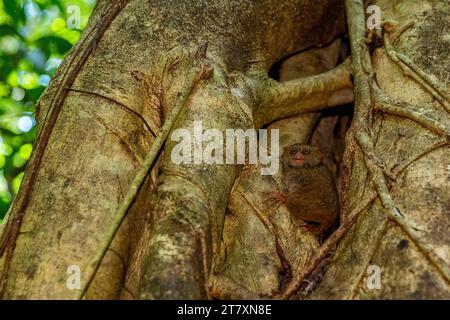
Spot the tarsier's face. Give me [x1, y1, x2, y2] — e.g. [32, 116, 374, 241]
[283, 144, 322, 169]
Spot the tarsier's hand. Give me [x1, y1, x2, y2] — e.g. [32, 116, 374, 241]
[266, 190, 287, 208]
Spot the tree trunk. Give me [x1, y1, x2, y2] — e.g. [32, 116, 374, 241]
[0, 0, 448, 300]
[310, 0, 450, 299]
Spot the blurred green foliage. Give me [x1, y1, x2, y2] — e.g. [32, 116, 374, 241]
[0, 0, 96, 222]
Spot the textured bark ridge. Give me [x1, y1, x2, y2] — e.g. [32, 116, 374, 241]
[310, 0, 450, 299]
[0, 0, 448, 300]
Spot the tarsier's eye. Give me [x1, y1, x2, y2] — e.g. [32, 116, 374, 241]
[290, 147, 298, 155]
[301, 147, 310, 154]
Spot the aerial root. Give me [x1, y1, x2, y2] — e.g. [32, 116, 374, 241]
[356, 25, 450, 284]
[384, 33, 450, 113]
[66, 87, 157, 137]
[356, 130, 450, 283]
[370, 81, 450, 137]
[253, 58, 354, 127]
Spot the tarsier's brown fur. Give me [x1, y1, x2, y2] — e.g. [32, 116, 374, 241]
[278, 144, 339, 235]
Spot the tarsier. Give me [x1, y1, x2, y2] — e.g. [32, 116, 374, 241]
[271, 144, 339, 235]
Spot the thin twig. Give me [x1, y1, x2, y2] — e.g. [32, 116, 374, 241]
[384, 34, 450, 113]
[390, 21, 415, 44]
[392, 138, 449, 177]
[396, 53, 450, 109]
[66, 87, 157, 137]
[374, 102, 450, 136]
[371, 86, 450, 136]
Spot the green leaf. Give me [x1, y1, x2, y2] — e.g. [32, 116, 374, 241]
[0, 24, 23, 40]
[50, 0, 65, 14]
[0, 54, 16, 79]
[2, 0, 21, 24]
[26, 87, 45, 101]
[36, 36, 72, 55]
